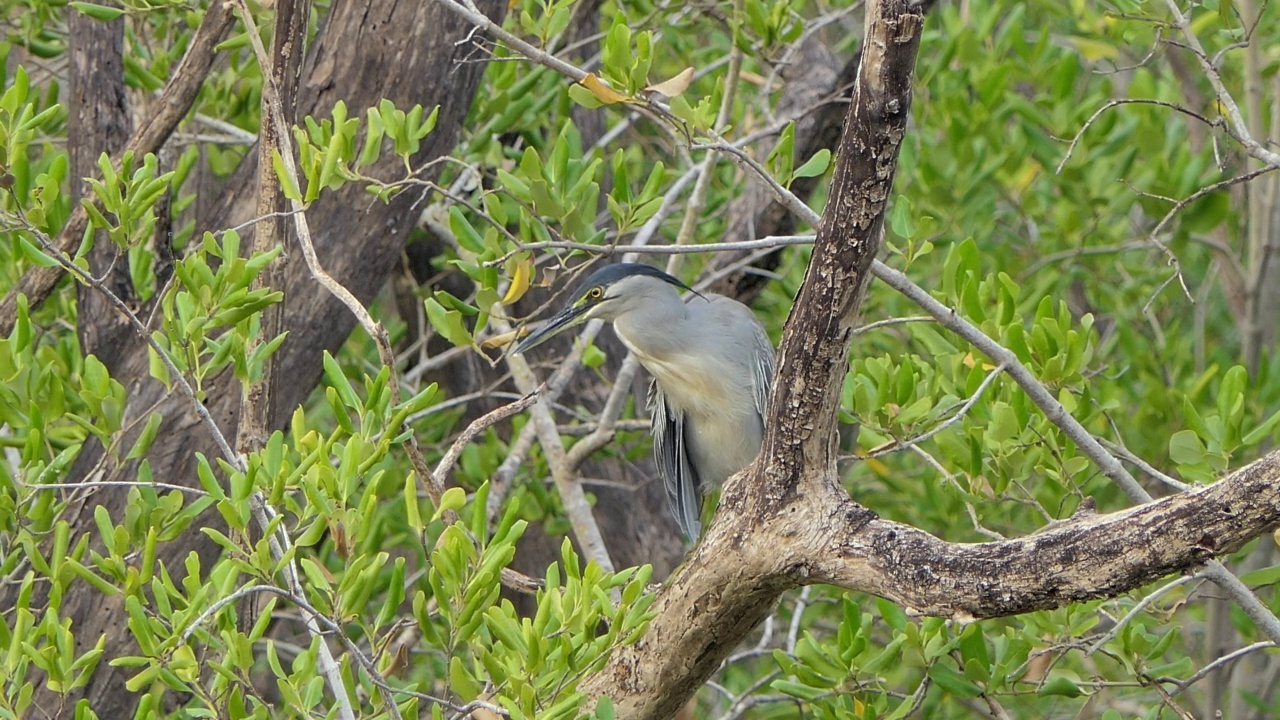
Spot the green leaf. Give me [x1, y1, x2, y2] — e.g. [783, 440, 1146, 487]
[793, 149, 831, 179]
[1239, 564, 1280, 587]
[582, 344, 606, 368]
[1168, 429, 1205, 466]
[271, 150, 302, 202]
[433, 487, 466, 521]
[18, 237, 60, 267]
[70, 2, 126, 21]
[770, 679, 828, 701]
[425, 297, 472, 347]
[125, 413, 163, 460]
[1242, 406, 1280, 445]
[927, 661, 983, 698]
[1037, 675, 1084, 697]
[449, 655, 480, 700]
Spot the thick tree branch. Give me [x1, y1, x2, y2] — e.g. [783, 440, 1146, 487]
[579, 2, 925, 715]
[811, 450, 1280, 617]
[760, 0, 921, 491]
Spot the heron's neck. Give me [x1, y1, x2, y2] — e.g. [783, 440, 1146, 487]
[612, 288, 691, 361]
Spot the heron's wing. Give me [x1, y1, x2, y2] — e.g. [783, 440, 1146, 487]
[749, 318, 777, 420]
[648, 379, 702, 539]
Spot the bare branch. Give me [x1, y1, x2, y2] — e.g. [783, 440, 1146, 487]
[434, 394, 538, 483]
[1160, 0, 1280, 169]
[1169, 641, 1278, 695]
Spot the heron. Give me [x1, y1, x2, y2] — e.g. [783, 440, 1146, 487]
[514, 263, 776, 539]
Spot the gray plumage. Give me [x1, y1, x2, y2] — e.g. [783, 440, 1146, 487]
[514, 263, 776, 539]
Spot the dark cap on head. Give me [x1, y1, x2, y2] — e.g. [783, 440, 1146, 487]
[570, 262, 691, 296]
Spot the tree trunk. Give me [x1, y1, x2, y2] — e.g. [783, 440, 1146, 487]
[18, 0, 506, 714]
[581, 1, 926, 714]
[67, 3, 133, 371]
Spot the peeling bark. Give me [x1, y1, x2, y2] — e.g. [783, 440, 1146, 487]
[580, 3, 925, 715]
[814, 450, 1280, 617]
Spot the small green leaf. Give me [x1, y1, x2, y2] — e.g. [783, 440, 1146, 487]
[18, 237, 60, 267]
[582, 344, 606, 368]
[1037, 675, 1084, 698]
[927, 662, 983, 698]
[70, 2, 125, 21]
[770, 679, 828, 701]
[433, 486, 466, 521]
[125, 413, 163, 460]
[1239, 564, 1280, 587]
[271, 150, 302, 202]
[449, 655, 480, 700]
[1168, 429, 1205, 466]
[793, 149, 831, 179]
[424, 298, 472, 347]
[1242, 407, 1280, 445]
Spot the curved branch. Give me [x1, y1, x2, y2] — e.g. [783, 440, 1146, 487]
[812, 450, 1280, 617]
[585, 445, 1280, 718]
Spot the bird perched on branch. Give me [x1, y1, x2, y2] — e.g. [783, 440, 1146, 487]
[514, 263, 776, 539]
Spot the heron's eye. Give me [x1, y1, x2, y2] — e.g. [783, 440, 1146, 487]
[587, 286, 604, 300]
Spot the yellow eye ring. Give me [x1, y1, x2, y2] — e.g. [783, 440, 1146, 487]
[588, 287, 603, 300]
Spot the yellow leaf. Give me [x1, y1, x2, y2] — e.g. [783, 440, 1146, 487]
[645, 67, 694, 97]
[481, 328, 521, 350]
[580, 73, 630, 105]
[1011, 160, 1041, 196]
[1069, 36, 1119, 62]
[864, 457, 890, 477]
[502, 255, 533, 305]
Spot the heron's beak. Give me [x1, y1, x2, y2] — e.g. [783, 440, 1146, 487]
[513, 302, 589, 354]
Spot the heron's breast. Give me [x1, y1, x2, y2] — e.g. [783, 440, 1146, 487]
[615, 322, 753, 415]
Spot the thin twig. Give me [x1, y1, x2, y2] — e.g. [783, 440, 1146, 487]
[1087, 574, 1201, 655]
[863, 363, 1005, 460]
[1168, 641, 1278, 695]
[1057, 98, 1220, 174]
[19, 479, 211, 496]
[786, 586, 812, 654]
[853, 315, 934, 335]
[434, 394, 538, 483]
[1160, 0, 1280, 169]
[1099, 438, 1191, 492]
[483, 234, 814, 266]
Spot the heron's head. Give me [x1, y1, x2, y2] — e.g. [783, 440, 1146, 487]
[513, 263, 693, 353]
